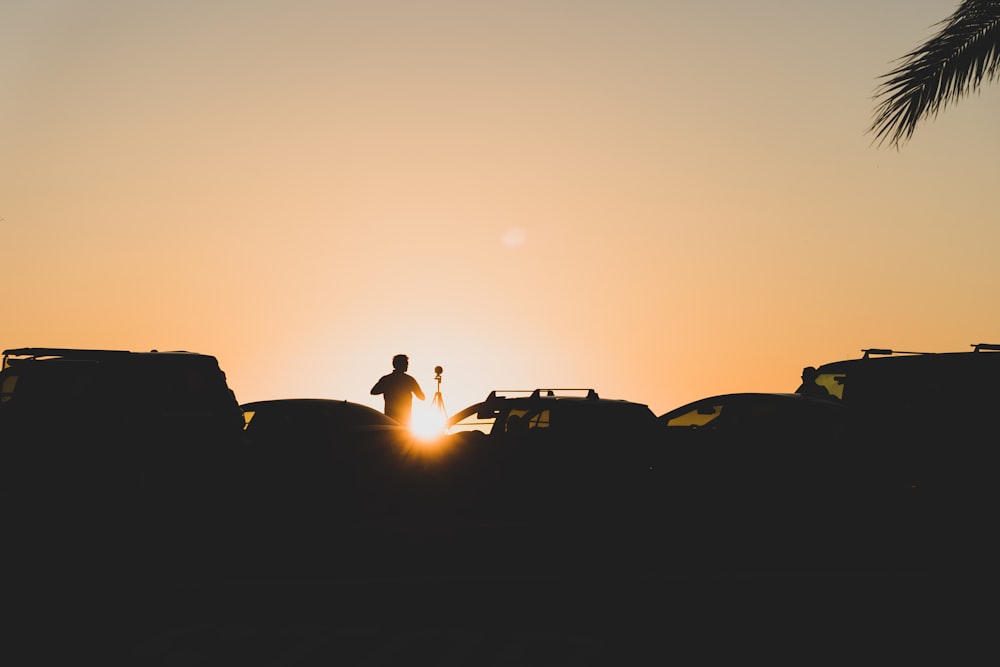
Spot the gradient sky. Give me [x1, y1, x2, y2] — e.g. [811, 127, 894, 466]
[3, 1, 998, 420]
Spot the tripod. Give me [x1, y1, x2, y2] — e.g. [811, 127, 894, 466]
[430, 366, 447, 420]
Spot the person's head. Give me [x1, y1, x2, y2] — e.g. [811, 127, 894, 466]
[392, 354, 409, 371]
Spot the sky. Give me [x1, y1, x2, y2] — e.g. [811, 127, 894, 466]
[3, 0, 999, 422]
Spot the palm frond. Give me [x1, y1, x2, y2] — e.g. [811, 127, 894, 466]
[870, 0, 1000, 147]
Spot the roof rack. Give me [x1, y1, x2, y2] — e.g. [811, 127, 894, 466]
[529, 388, 600, 399]
[860, 344, 1000, 359]
[2, 348, 128, 368]
[3, 348, 200, 358]
[1, 347, 204, 369]
[485, 388, 600, 401]
[860, 348, 932, 359]
[3, 347, 133, 359]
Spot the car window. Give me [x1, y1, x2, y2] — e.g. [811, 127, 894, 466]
[1, 373, 16, 403]
[814, 373, 845, 399]
[525, 409, 550, 430]
[665, 404, 723, 427]
[448, 407, 496, 435]
[501, 407, 550, 434]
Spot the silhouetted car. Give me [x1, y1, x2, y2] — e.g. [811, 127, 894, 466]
[240, 398, 409, 446]
[660, 343, 1000, 478]
[236, 398, 425, 529]
[796, 343, 1000, 434]
[1, 347, 246, 584]
[655, 344, 1000, 574]
[445, 387, 660, 442]
[437, 388, 663, 520]
[795, 344, 1000, 565]
[780, 343, 1000, 497]
[658, 391, 848, 438]
[657, 391, 853, 490]
[1, 346, 244, 443]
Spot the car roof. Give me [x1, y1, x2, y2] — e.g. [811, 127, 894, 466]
[446, 388, 656, 428]
[3, 347, 215, 362]
[241, 398, 382, 409]
[240, 398, 398, 423]
[659, 392, 840, 419]
[478, 388, 650, 406]
[806, 345, 1000, 410]
[813, 343, 1000, 372]
[240, 398, 404, 440]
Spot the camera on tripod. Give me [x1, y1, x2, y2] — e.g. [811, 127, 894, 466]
[431, 366, 446, 418]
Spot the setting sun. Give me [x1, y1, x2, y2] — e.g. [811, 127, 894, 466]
[409, 402, 449, 440]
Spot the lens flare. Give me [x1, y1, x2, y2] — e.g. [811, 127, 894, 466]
[410, 403, 448, 440]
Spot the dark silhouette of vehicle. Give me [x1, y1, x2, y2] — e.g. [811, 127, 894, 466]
[1, 346, 244, 443]
[656, 343, 1000, 573]
[445, 387, 660, 442]
[779, 344, 1000, 501]
[661, 343, 1000, 476]
[1, 347, 247, 585]
[657, 390, 857, 504]
[240, 398, 410, 446]
[797, 343, 1000, 433]
[236, 398, 426, 532]
[437, 388, 663, 522]
[659, 391, 847, 435]
[0, 346, 244, 502]
[796, 344, 1000, 567]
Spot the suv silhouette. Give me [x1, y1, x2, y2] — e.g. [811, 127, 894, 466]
[796, 343, 1000, 426]
[446, 387, 660, 443]
[794, 343, 1000, 488]
[1, 347, 244, 443]
[657, 343, 1000, 572]
[438, 389, 662, 519]
[2, 347, 247, 582]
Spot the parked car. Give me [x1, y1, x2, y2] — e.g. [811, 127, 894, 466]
[660, 343, 1000, 481]
[240, 398, 410, 446]
[796, 343, 1000, 435]
[797, 344, 1000, 566]
[1, 346, 246, 583]
[657, 391, 854, 492]
[236, 398, 428, 529]
[1, 346, 245, 443]
[658, 391, 849, 451]
[436, 388, 664, 520]
[654, 344, 1000, 574]
[445, 387, 661, 443]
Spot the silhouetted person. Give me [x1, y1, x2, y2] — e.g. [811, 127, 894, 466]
[371, 354, 425, 425]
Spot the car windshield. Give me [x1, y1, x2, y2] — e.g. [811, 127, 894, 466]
[444, 403, 554, 436]
[663, 403, 723, 427]
[811, 372, 845, 399]
[446, 404, 497, 435]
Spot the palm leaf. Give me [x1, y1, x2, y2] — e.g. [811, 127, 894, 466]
[870, 0, 1000, 147]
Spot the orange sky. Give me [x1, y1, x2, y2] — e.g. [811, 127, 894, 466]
[3, 1, 999, 419]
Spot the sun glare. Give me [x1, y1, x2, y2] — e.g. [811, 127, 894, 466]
[410, 403, 449, 440]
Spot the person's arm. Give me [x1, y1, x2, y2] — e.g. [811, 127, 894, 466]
[371, 376, 385, 395]
[412, 377, 425, 401]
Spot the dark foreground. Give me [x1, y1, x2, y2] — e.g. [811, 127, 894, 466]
[6, 501, 988, 665]
[4, 433, 992, 664]
[9, 568, 982, 665]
